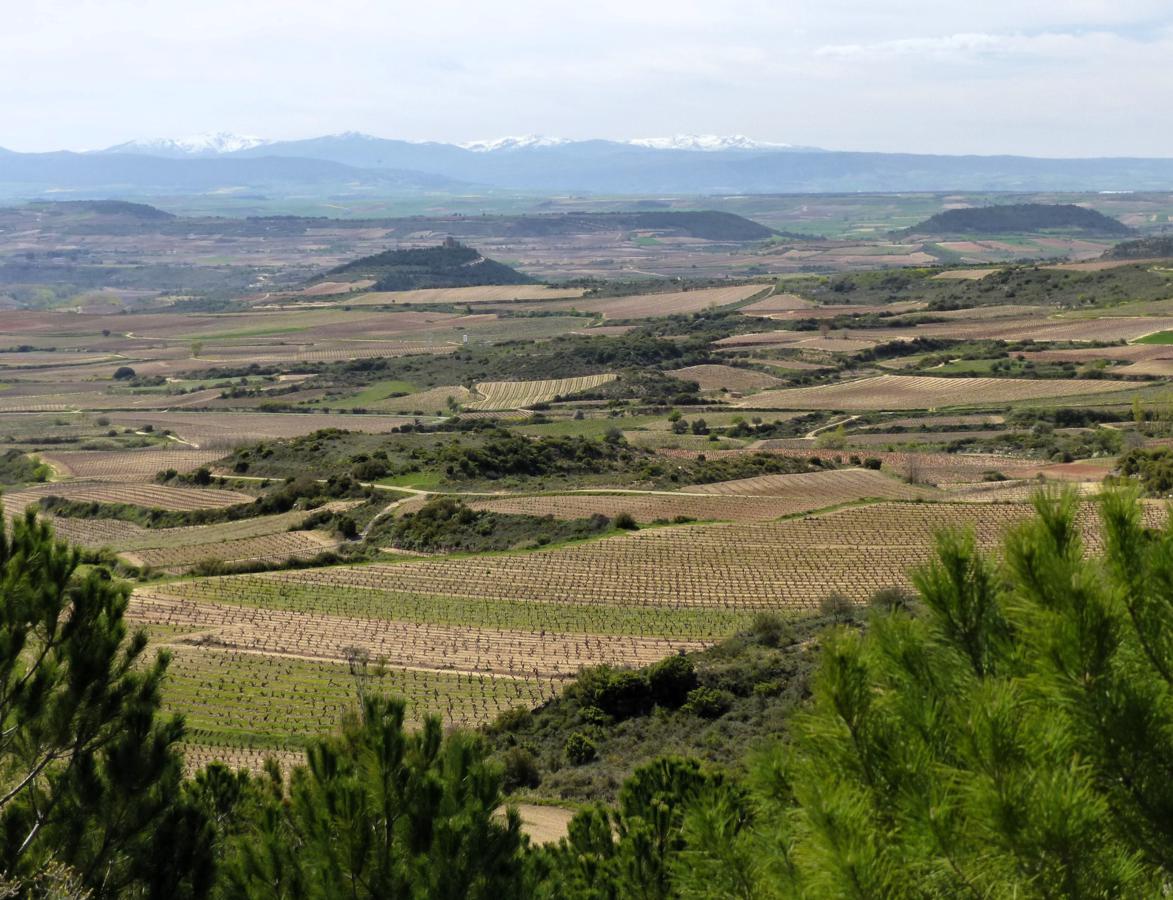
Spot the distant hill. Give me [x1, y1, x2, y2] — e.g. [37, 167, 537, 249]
[375, 211, 776, 242]
[1103, 236, 1173, 259]
[28, 199, 175, 220]
[903, 203, 1132, 237]
[325, 239, 536, 291]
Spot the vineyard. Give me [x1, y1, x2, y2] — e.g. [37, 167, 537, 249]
[470, 374, 618, 409]
[0, 480, 250, 510]
[468, 469, 938, 522]
[561, 285, 767, 319]
[120, 498, 1165, 752]
[38, 448, 223, 480]
[666, 364, 783, 392]
[101, 411, 415, 448]
[740, 375, 1134, 411]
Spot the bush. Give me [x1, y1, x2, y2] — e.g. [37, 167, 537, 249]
[863, 457, 882, 470]
[749, 611, 792, 648]
[564, 733, 597, 766]
[869, 585, 916, 613]
[683, 686, 733, 719]
[614, 511, 638, 530]
[646, 655, 698, 709]
[597, 670, 652, 719]
[820, 591, 856, 623]
[112, 366, 136, 380]
[500, 746, 541, 791]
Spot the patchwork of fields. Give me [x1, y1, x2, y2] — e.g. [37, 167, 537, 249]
[2, 225, 1172, 776]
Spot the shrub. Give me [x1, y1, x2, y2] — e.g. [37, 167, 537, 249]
[646, 655, 698, 709]
[564, 733, 597, 766]
[869, 585, 916, 613]
[500, 746, 541, 791]
[112, 366, 136, 380]
[863, 457, 882, 470]
[614, 511, 638, 530]
[683, 686, 733, 719]
[597, 670, 652, 719]
[820, 591, 856, 623]
[749, 611, 792, 647]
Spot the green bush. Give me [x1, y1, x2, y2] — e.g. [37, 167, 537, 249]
[646, 655, 697, 709]
[749, 611, 792, 647]
[500, 746, 541, 791]
[683, 686, 733, 719]
[614, 511, 638, 530]
[564, 733, 597, 766]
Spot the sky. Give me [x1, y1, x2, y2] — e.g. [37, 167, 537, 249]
[2, 0, 1171, 157]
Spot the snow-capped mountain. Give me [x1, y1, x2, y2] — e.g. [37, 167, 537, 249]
[627, 134, 793, 152]
[459, 135, 572, 152]
[96, 131, 270, 157]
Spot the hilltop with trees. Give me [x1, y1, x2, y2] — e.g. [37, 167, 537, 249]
[901, 202, 1132, 236]
[322, 238, 537, 291]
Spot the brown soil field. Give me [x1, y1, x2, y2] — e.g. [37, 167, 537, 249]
[11, 481, 251, 510]
[738, 375, 1133, 411]
[122, 530, 339, 572]
[667, 364, 783, 392]
[369, 385, 475, 414]
[665, 446, 1050, 484]
[560, 285, 766, 319]
[739, 293, 815, 314]
[685, 468, 936, 500]
[839, 315, 1173, 345]
[467, 492, 801, 524]
[931, 268, 1001, 280]
[101, 412, 415, 448]
[297, 280, 376, 296]
[38, 448, 223, 480]
[317, 285, 586, 306]
[128, 592, 703, 677]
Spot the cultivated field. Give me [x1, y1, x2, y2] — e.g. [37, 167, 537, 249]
[560, 285, 766, 319]
[468, 469, 937, 523]
[471, 374, 617, 409]
[739, 375, 1136, 411]
[666, 364, 783, 392]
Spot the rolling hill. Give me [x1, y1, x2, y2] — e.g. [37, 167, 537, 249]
[902, 203, 1133, 237]
[324, 239, 536, 291]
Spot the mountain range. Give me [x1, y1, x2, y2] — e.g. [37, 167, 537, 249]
[3, 131, 1173, 198]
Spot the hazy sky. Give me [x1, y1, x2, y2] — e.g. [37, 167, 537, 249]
[2, 0, 1171, 156]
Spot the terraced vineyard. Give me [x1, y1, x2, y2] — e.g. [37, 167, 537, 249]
[470, 374, 617, 409]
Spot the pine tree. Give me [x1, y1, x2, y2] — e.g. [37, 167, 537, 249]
[734, 488, 1173, 898]
[222, 695, 525, 899]
[0, 507, 211, 897]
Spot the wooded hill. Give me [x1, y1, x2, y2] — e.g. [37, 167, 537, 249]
[1104, 235, 1173, 259]
[323, 239, 536, 291]
[901, 202, 1132, 236]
